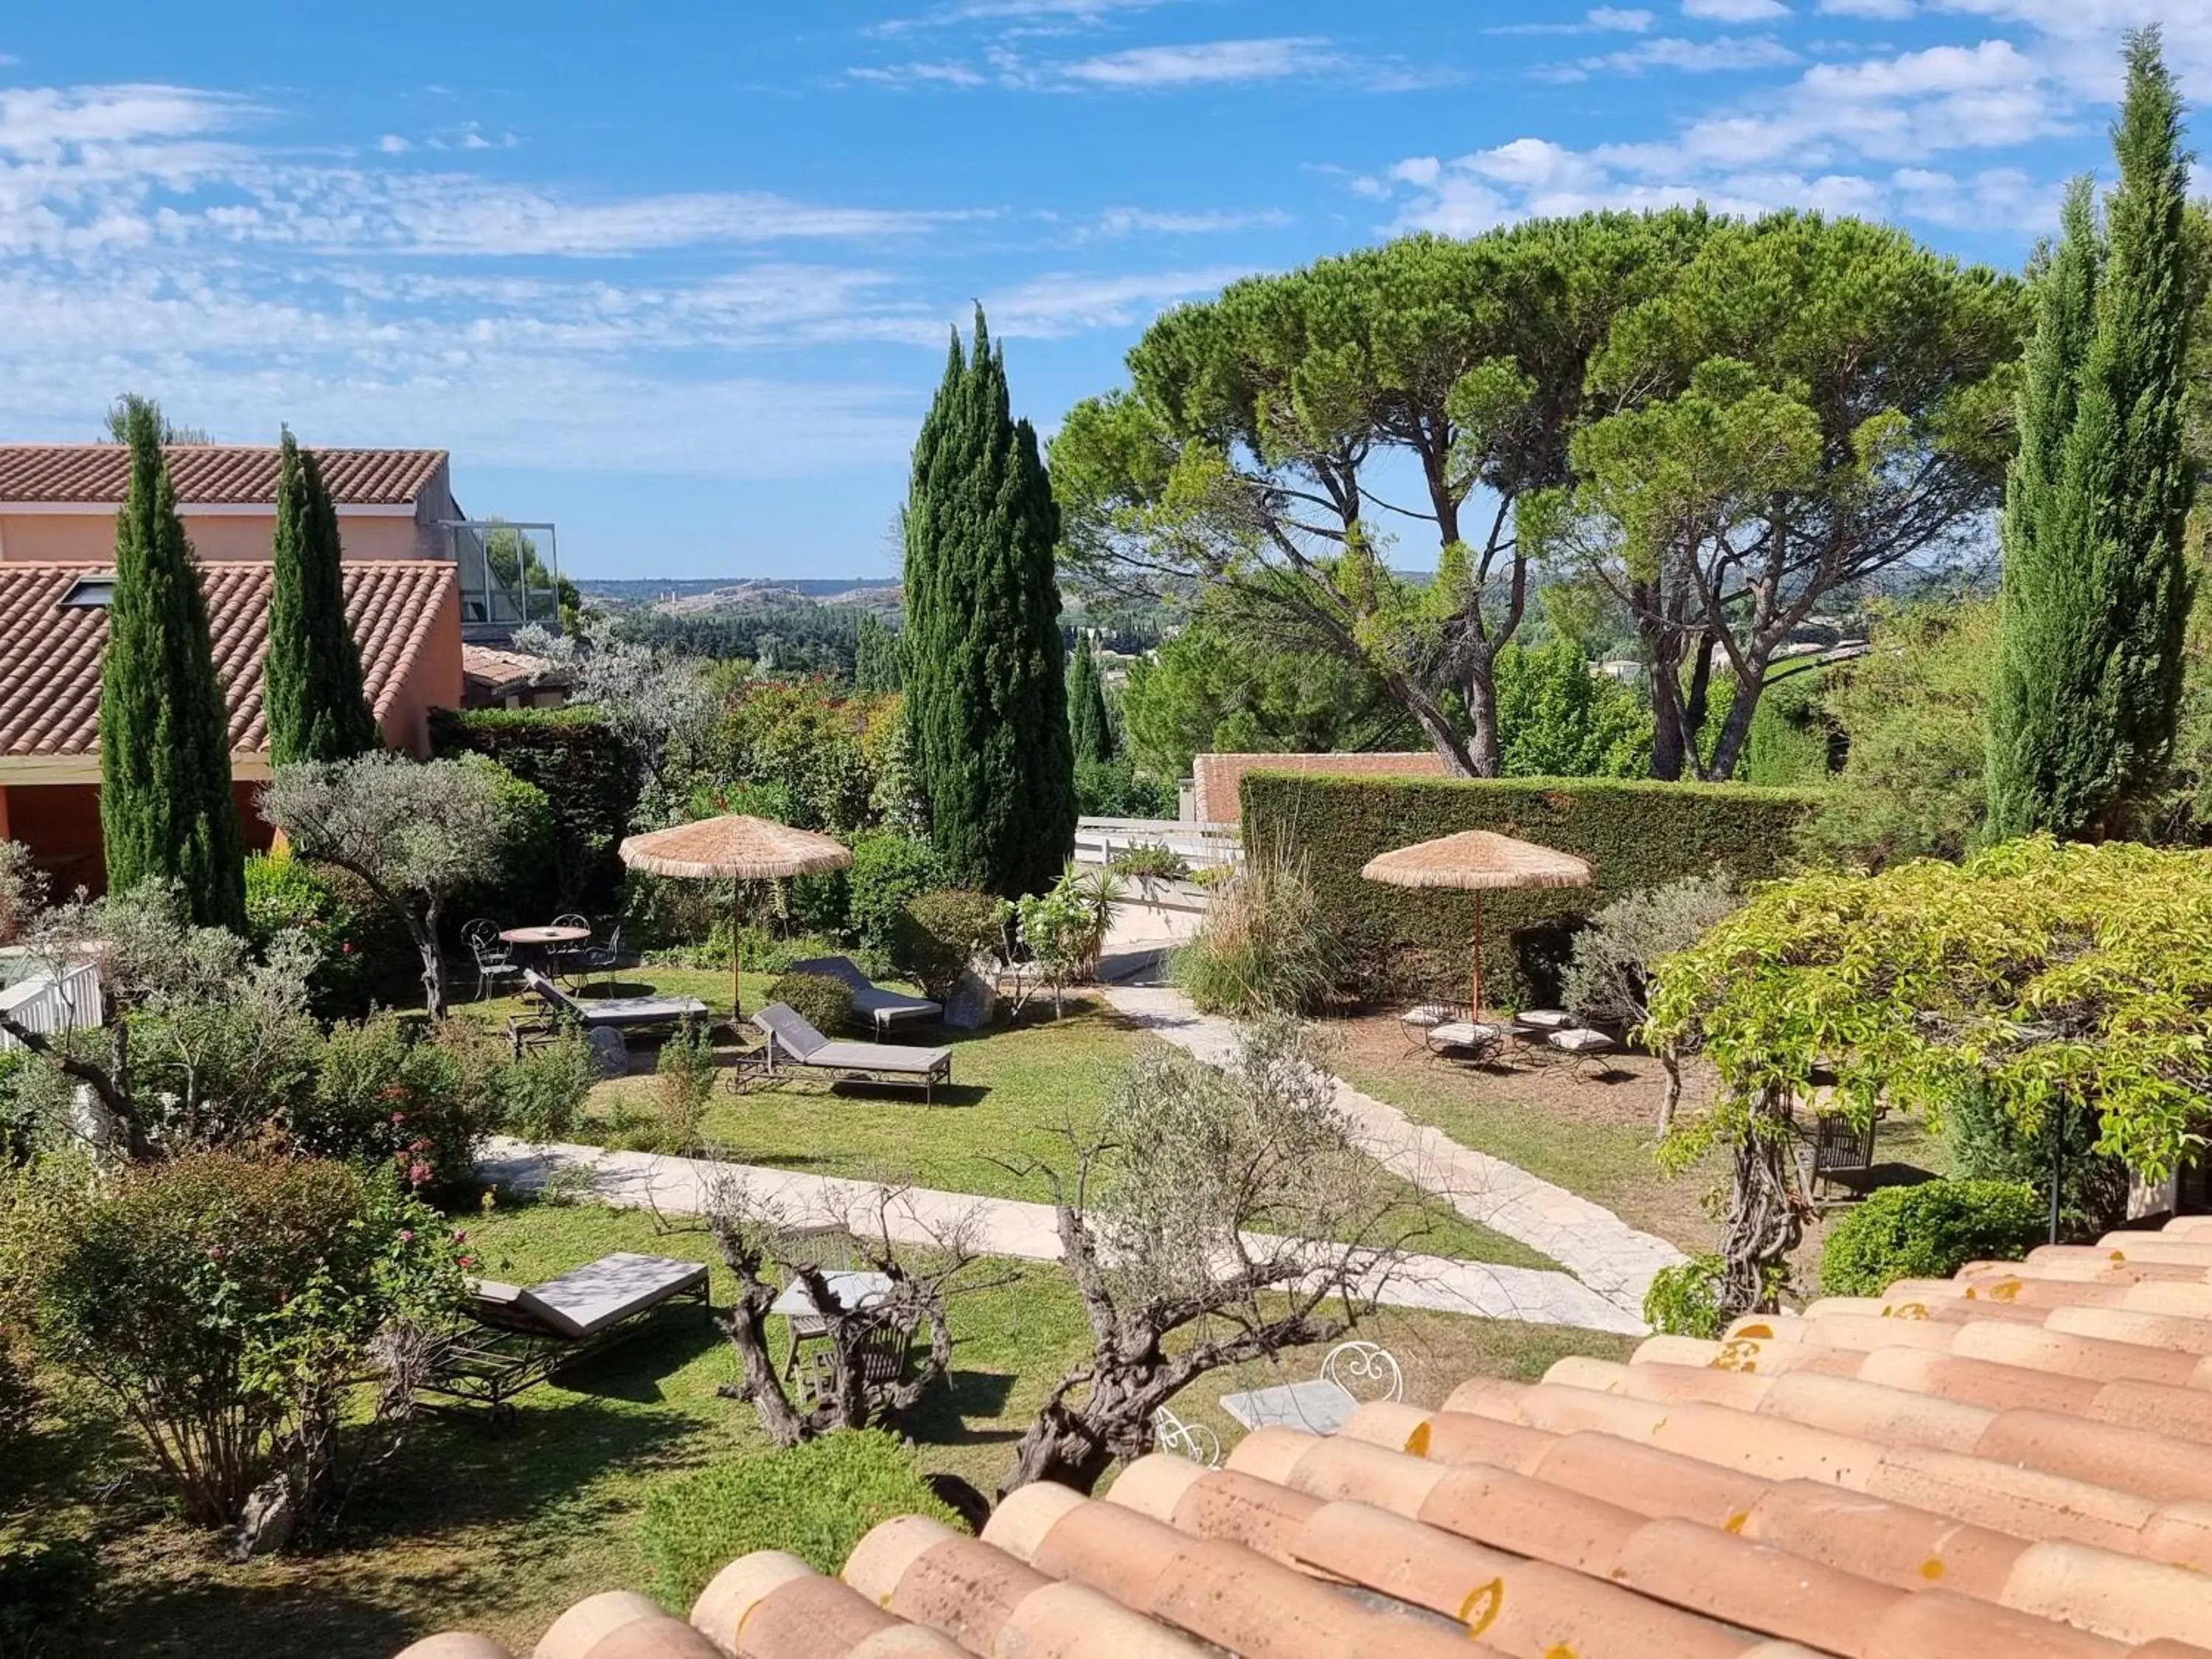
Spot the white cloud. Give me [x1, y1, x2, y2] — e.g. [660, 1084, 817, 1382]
[978, 266, 1249, 335]
[1818, 0, 1915, 15]
[1682, 0, 1792, 18]
[1551, 33, 1801, 78]
[1054, 38, 1344, 88]
[377, 133, 410, 153]
[848, 60, 991, 87]
[1092, 206, 1291, 234]
[869, 0, 1180, 35]
[1588, 7, 1660, 29]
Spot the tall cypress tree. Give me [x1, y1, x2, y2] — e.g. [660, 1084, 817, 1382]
[99, 403, 246, 930]
[903, 310, 1075, 896]
[1987, 29, 2205, 841]
[1068, 636, 1113, 766]
[266, 430, 380, 765]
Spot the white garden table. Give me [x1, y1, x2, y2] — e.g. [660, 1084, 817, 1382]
[1217, 1378, 1365, 1436]
[771, 1270, 895, 1321]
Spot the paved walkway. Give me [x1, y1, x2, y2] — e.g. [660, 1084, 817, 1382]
[1095, 980, 1686, 1314]
[478, 1137, 1644, 1336]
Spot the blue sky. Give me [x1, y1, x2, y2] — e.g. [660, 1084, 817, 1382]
[1, 1, 2206, 579]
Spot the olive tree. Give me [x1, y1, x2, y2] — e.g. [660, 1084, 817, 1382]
[998, 1015, 1453, 1496]
[261, 753, 522, 1020]
[1645, 837, 2212, 1320]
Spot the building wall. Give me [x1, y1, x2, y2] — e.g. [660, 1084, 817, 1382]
[0, 507, 433, 563]
[1191, 751, 1449, 826]
[375, 579, 465, 757]
[0, 779, 279, 901]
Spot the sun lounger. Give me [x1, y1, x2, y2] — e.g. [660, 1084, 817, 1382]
[425, 1251, 712, 1425]
[741, 1001, 953, 1104]
[523, 970, 709, 1033]
[787, 954, 943, 1035]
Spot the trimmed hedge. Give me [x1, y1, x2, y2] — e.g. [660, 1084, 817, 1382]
[1241, 771, 1820, 1008]
[1820, 1180, 2045, 1296]
[430, 706, 640, 914]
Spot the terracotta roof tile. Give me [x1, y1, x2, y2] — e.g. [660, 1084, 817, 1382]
[0, 444, 446, 507]
[0, 560, 455, 758]
[397, 1224, 2212, 1659]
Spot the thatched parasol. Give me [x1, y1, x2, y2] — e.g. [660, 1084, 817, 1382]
[1360, 831, 1592, 1019]
[619, 815, 852, 1016]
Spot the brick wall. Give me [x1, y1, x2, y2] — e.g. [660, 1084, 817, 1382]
[1191, 751, 1446, 824]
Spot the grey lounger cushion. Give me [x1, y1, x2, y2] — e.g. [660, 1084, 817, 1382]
[754, 1004, 948, 1074]
[524, 970, 706, 1028]
[788, 956, 942, 1028]
[505, 1251, 709, 1340]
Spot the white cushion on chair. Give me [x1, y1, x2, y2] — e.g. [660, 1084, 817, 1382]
[1549, 1027, 1616, 1054]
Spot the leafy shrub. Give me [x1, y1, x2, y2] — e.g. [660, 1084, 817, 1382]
[498, 1031, 597, 1145]
[845, 832, 943, 956]
[302, 1012, 508, 1193]
[1242, 771, 1817, 1006]
[1012, 869, 1122, 1014]
[1560, 874, 1739, 1029]
[652, 1020, 720, 1151]
[1171, 848, 1342, 1018]
[429, 705, 641, 914]
[767, 971, 855, 1035]
[640, 1430, 959, 1607]
[245, 853, 375, 1015]
[1942, 1082, 2127, 1241]
[1075, 754, 1176, 819]
[1108, 844, 1190, 884]
[895, 889, 1011, 1001]
[25, 1154, 465, 1540]
[1642, 1256, 1727, 1338]
[1820, 1180, 2045, 1297]
[448, 754, 559, 928]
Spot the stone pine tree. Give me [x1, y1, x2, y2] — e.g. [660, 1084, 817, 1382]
[99, 401, 246, 931]
[902, 309, 1075, 896]
[852, 612, 903, 694]
[1987, 28, 2206, 841]
[265, 431, 380, 765]
[1068, 636, 1113, 766]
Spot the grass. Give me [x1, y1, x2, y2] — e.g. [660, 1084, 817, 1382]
[467, 969, 1560, 1273]
[68, 1197, 1633, 1659]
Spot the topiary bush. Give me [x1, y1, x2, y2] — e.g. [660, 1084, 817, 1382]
[766, 971, 855, 1035]
[1241, 771, 1819, 1006]
[640, 1429, 959, 1609]
[894, 889, 1010, 1001]
[1820, 1180, 2045, 1298]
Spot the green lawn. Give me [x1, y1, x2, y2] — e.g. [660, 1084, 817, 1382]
[70, 1197, 1632, 1659]
[468, 970, 1560, 1273]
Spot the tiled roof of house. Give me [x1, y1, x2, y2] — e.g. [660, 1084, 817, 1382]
[0, 560, 455, 757]
[397, 1219, 2212, 1659]
[0, 444, 447, 507]
[460, 642, 569, 700]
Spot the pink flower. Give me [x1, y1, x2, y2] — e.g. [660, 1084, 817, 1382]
[408, 1162, 431, 1186]
[451, 1229, 467, 1243]
[389, 1110, 406, 1125]
[457, 1254, 476, 1269]
[206, 1245, 224, 1259]
[399, 1228, 415, 1243]
[341, 942, 354, 955]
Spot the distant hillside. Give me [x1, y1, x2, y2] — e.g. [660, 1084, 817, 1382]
[576, 577, 902, 614]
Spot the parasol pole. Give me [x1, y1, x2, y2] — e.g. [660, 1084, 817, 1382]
[731, 880, 744, 1020]
[1470, 890, 1484, 1020]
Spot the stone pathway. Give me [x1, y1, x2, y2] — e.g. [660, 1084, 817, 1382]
[477, 1137, 1645, 1336]
[1095, 980, 1686, 1315]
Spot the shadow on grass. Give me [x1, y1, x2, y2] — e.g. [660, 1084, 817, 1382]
[900, 1368, 1022, 1450]
[89, 1579, 420, 1659]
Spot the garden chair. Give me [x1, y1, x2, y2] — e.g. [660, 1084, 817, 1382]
[774, 1224, 859, 1375]
[1397, 1002, 1460, 1055]
[571, 922, 625, 988]
[1801, 1110, 1879, 1205]
[787, 954, 942, 1036]
[1151, 1405, 1222, 1467]
[737, 1003, 953, 1103]
[549, 911, 592, 981]
[795, 1312, 917, 1416]
[461, 918, 522, 1002]
[1545, 1026, 1620, 1079]
[1217, 1340, 1403, 1437]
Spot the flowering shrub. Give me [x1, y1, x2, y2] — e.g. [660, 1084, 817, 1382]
[21, 1153, 467, 1546]
[301, 1013, 507, 1194]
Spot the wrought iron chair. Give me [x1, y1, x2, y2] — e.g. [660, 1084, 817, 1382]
[1319, 1340, 1405, 1408]
[461, 919, 521, 1002]
[1150, 1405, 1222, 1467]
[549, 911, 591, 981]
[572, 922, 625, 988]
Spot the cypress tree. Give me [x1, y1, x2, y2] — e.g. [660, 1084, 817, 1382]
[265, 430, 380, 765]
[98, 403, 246, 931]
[1068, 636, 1113, 765]
[1987, 28, 2205, 841]
[903, 310, 1075, 896]
[853, 612, 904, 694]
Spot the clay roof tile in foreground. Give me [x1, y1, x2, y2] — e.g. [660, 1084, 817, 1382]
[0, 443, 446, 507]
[394, 1217, 2212, 1659]
[0, 560, 454, 759]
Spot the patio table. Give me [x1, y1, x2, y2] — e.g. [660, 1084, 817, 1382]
[500, 923, 592, 982]
[1217, 1378, 1362, 1436]
[771, 1270, 896, 1321]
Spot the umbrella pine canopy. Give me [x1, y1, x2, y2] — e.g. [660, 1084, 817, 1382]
[1361, 830, 1593, 1018]
[619, 815, 853, 1015]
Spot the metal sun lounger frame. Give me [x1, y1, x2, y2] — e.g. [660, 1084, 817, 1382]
[735, 1001, 953, 1105]
[422, 1258, 712, 1427]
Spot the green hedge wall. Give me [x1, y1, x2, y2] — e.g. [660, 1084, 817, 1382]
[429, 706, 640, 914]
[1241, 771, 1820, 1009]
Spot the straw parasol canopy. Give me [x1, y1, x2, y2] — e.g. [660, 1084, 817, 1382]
[619, 815, 852, 1015]
[1360, 830, 1592, 1018]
